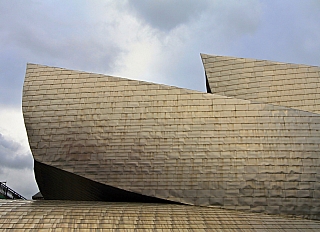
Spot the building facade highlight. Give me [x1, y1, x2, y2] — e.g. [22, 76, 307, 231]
[22, 54, 320, 220]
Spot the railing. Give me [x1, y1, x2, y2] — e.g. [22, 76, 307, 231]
[0, 182, 27, 200]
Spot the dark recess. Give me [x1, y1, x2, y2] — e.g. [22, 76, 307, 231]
[205, 75, 212, 93]
[34, 160, 180, 204]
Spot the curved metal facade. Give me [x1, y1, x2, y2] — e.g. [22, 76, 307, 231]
[202, 53, 320, 114]
[1, 200, 320, 230]
[23, 57, 320, 219]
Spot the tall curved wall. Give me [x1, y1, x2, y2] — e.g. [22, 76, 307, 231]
[202, 54, 320, 114]
[23, 63, 320, 219]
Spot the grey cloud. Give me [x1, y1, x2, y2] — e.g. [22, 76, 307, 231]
[0, 133, 33, 171]
[311, 0, 320, 9]
[219, 2, 261, 36]
[0, 56, 25, 106]
[0, 1, 122, 106]
[129, 0, 262, 35]
[128, 0, 210, 31]
[0, 167, 38, 199]
[231, 0, 320, 66]
[196, 0, 262, 40]
[122, 0, 263, 93]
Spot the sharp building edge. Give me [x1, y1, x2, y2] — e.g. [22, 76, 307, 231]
[201, 53, 320, 113]
[22, 55, 320, 220]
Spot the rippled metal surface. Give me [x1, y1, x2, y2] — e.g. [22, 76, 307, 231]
[1, 200, 320, 231]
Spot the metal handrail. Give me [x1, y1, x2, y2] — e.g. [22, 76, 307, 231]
[0, 182, 27, 200]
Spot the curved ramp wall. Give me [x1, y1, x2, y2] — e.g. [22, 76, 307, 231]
[202, 54, 320, 114]
[23, 63, 320, 219]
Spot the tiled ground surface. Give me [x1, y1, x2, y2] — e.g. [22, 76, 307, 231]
[1, 200, 320, 231]
[202, 54, 320, 114]
[23, 64, 320, 219]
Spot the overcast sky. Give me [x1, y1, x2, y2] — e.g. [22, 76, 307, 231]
[1, 0, 320, 199]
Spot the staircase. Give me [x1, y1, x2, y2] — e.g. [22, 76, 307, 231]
[0, 182, 27, 200]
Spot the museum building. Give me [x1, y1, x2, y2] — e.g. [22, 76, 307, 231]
[1, 53, 320, 230]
